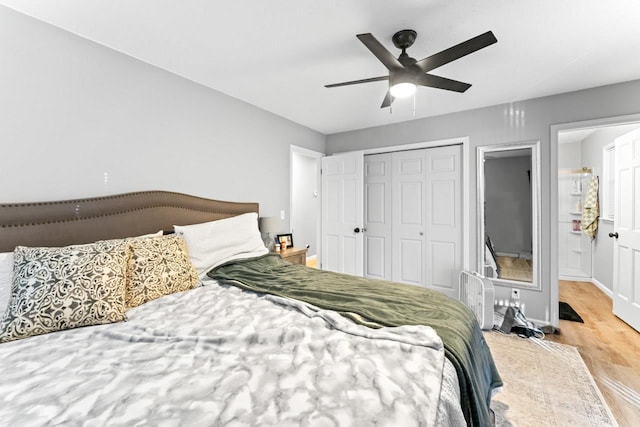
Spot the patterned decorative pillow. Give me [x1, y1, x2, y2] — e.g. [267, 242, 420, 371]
[126, 235, 199, 308]
[0, 240, 130, 343]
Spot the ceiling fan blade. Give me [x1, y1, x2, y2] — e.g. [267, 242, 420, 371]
[325, 75, 388, 88]
[416, 73, 471, 92]
[415, 31, 497, 73]
[380, 91, 394, 108]
[357, 33, 405, 71]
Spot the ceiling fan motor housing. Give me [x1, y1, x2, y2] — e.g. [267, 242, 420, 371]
[390, 68, 415, 87]
[392, 29, 417, 50]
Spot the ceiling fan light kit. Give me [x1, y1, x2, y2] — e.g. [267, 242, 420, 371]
[389, 82, 416, 98]
[389, 66, 417, 98]
[326, 29, 497, 108]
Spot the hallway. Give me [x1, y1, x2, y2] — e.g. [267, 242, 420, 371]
[546, 281, 640, 426]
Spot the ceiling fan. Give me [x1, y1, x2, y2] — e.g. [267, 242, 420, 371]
[325, 29, 497, 108]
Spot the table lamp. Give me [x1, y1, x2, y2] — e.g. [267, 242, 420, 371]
[259, 216, 278, 252]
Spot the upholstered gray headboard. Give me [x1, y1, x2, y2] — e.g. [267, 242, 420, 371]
[0, 191, 259, 252]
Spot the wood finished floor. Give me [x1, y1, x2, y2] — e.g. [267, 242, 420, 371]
[546, 280, 640, 426]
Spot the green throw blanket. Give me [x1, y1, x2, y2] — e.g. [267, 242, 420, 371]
[208, 255, 502, 426]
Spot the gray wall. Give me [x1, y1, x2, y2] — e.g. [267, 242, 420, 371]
[327, 79, 640, 323]
[558, 142, 582, 169]
[0, 7, 325, 228]
[485, 156, 532, 256]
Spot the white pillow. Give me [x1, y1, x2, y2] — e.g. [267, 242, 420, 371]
[174, 212, 268, 277]
[0, 252, 13, 316]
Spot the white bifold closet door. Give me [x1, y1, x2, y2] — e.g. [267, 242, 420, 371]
[364, 145, 462, 298]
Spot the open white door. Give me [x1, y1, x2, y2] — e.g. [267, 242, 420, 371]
[321, 152, 364, 275]
[612, 129, 640, 332]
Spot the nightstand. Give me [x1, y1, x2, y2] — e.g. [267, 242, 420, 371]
[277, 247, 308, 265]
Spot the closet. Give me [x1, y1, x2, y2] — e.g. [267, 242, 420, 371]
[558, 169, 593, 278]
[363, 145, 462, 298]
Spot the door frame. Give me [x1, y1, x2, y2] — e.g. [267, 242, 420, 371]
[551, 112, 640, 326]
[337, 136, 470, 271]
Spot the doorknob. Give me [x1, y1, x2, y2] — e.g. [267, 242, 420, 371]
[354, 227, 361, 233]
[609, 232, 619, 239]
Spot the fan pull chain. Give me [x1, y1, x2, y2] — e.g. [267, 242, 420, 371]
[413, 93, 416, 118]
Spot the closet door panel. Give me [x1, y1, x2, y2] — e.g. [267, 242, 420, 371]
[400, 238, 423, 284]
[365, 237, 385, 278]
[392, 151, 426, 286]
[430, 241, 456, 293]
[431, 180, 456, 226]
[364, 154, 392, 280]
[425, 146, 462, 298]
[400, 182, 423, 224]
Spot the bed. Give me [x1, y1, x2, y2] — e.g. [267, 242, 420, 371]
[0, 191, 501, 426]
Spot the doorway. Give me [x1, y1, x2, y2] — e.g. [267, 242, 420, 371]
[290, 145, 323, 264]
[552, 114, 640, 328]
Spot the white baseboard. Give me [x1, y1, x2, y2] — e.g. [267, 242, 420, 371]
[528, 317, 551, 327]
[559, 274, 591, 282]
[590, 277, 613, 298]
[495, 251, 519, 258]
[559, 275, 613, 299]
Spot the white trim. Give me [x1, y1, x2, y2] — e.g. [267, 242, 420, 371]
[291, 145, 325, 158]
[462, 139, 470, 271]
[477, 140, 542, 292]
[601, 142, 616, 222]
[559, 274, 592, 282]
[591, 277, 613, 298]
[360, 136, 468, 155]
[551, 112, 640, 327]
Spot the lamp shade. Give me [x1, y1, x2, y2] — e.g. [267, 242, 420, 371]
[259, 216, 278, 233]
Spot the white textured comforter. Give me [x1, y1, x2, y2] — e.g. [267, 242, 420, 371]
[0, 280, 464, 426]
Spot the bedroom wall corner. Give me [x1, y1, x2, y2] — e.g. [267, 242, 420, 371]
[0, 5, 326, 230]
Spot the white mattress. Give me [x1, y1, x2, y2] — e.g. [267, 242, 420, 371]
[0, 278, 464, 426]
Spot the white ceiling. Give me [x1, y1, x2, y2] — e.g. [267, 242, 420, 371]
[558, 129, 598, 145]
[3, 0, 640, 135]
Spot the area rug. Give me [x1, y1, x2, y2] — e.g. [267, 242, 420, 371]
[559, 301, 584, 322]
[484, 331, 617, 427]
